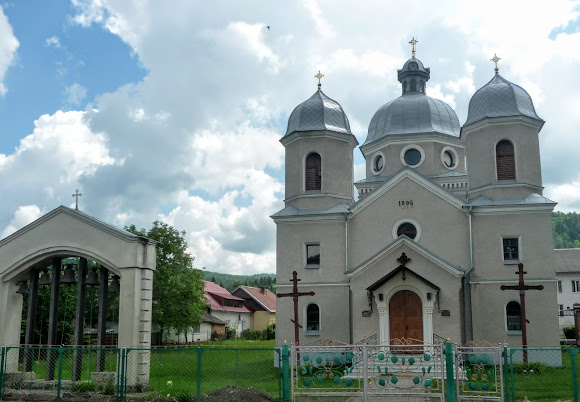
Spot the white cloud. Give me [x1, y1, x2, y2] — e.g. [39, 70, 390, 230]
[0, 5, 19, 95]
[46, 36, 61, 48]
[64, 83, 87, 108]
[1, 205, 44, 239]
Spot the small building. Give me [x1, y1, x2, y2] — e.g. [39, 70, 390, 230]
[232, 286, 276, 330]
[555, 248, 580, 334]
[204, 281, 251, 337]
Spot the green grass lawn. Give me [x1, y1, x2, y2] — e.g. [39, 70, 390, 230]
[510, 350, 579, 401]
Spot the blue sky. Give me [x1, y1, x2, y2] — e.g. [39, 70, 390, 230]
[0, 1, 579, 274]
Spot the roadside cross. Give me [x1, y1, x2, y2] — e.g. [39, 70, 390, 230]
[277, 271, 315, 346]
[500, 263, 544, 362]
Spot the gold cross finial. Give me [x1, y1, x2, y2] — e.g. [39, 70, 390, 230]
[491, 53, 501, 74]
[315, 70, 324, 89]
[409, 37, 418, 58]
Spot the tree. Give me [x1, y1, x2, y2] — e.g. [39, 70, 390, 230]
[126, 221, 206, 344]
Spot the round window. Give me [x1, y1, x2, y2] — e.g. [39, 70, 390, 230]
[443, 150, 454, 168]
[404, 149, 422, 166]
[397, 222, 417, 239]
[374, 154, 384, 173]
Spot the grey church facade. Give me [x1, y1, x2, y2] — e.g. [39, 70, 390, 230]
[272, 52, 560, 348]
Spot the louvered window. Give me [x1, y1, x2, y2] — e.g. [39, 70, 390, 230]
[305, 153, 322, 191]
[496, 140, 515, 180]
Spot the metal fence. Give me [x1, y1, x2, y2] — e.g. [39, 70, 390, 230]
[1, 344, 578, 401]
[0, 345, 281, 401]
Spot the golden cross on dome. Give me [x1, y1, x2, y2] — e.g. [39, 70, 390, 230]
[491, 53, 501, 73]
[315, 70, 324, 88]
[409, 37, 418, 58]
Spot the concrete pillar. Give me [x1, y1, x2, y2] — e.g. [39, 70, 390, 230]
[46, 257, 61, 381]
[24, 269, 39, 371]
[72, 258, 87, 381]
[96, 267, 108, 371]
[0, 280, 24, 372]
[118, 268, 153, 387]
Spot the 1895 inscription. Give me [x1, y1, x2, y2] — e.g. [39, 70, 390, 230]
[398, 200, 414, 206]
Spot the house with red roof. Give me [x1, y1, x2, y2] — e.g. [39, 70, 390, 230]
[204, 280, 251, 337]
[232, 286, 276, 331]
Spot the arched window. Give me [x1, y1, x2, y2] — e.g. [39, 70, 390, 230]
[306, 304, 320, 332]
[506, 301, 521, 331]
[410, 79, 417, 92]
[496, 140, 515, 180]
[305, 153, 321, 191]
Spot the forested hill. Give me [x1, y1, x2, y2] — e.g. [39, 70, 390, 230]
[553, 211, 580, 249]
[203, 271, 276, 293]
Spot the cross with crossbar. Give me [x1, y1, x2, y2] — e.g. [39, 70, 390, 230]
[277, 271, 315, 346]
[500, 263, 544, 362]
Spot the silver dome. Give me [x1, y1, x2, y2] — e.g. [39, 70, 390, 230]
[465, 73, 542, 126]
[364, 92, 461, 145]
[285, 89, 351, 137]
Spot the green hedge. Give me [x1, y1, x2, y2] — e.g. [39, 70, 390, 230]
[563, 326, 576, 340]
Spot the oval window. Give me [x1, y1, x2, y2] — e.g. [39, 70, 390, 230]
[374, 155, 384, 172]
[443, 150, 454, 168]
[397, 222, 417, 239]
[404, 149, 422, 166]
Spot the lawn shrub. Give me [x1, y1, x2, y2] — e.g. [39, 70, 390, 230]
[102, 379, 115, 395]
[240, 324, 275, 341]
[175, 391, 197, 402]
[511, 361, 547, 374]
[563, 326, 576, 339]
[71, 380, 99, 392]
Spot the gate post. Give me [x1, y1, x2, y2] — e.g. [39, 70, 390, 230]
[282, 344, 290, 402]
[0, 345, 5, 400]
[502, 344, 510, 402]
[569, 348, 579, 402]
[445, 341, 455, 402]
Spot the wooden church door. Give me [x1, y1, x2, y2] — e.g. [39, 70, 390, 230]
[389, 290, 423, 342]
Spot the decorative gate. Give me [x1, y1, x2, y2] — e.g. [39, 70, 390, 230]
[455, 345, 504, 401]
[291, 343, 445, 401]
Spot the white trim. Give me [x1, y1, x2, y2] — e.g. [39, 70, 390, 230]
[462, 115, 544, 135]
[305, 242, 321, 269]
[371, 151, 385, 175]
[360, 133, 464, 156]
[304, 302, 321, 335]
[276, 282, 349, 288]
[400, 144, 425, 168]
[469, 279, 556, 284]
[470, 205, 556, 216]
[374, 278, 437, 345]
[441, 146, 458, 170]
[350, 170, 465, 217]
[504, 299, 522, 334]
[303, 151, 322, 192]
[392, 218, 422, 242]
[347, 237, 464, 280]
[284, 192, 353, 203]
[494, 138, 517, 181]
[281, 130, 359, 148]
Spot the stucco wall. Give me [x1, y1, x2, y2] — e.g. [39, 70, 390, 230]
[251, 311, 275, 331]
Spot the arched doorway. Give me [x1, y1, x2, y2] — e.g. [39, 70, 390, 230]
[389, 290, 423, 342]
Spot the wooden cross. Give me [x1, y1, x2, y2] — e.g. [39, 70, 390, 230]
[72, 189, 83, 210]
[500, 263, 544, 362]
[490, 53, 501, 73]
[409, 37, 418, 58]
[277, 271, 315, 346]
[314, 71, 324, 89]
[397, 252, 411, 280]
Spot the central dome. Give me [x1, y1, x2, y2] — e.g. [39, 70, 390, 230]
[364, 56, 460, 145]
[365, 93, 461, 144]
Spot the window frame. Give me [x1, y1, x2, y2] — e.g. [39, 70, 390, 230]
[400, 144, 425, 168]
[371, 151, 385, 175]
[558, 280, 562, 293]
[496, 140, 516, 181]
[305, 303, 320, 336]
[502, 237, 520, 264]
[305, 243, 321, 269]
[305, 152, 322, 192]
[441, 146, 458, 170]
[572, 280, 580, 293]
[505, 300, 522, 334]
[392, 218, 422, 241]
[558, 304, 564, 317]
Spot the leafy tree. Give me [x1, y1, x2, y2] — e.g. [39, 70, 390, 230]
[553, 211, 580, 249]
[126, 221, 206, 344]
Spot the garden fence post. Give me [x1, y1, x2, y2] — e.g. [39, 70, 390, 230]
[282, 344, 290, 402]
[569, 348, 579, 402]
[502, 344, 509, 402]
[56, 346, 64, 400]
[196, 347, 203, 402]
[0, 345, 5, 400]
[445, 341, 455, 402]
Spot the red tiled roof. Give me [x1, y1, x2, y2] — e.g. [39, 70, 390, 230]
[236, 286, 276, 312]
[204, 281, 251, 313]
[554, 249, 580, 273]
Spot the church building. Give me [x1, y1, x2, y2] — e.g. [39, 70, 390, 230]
[272, 46, 560, 347]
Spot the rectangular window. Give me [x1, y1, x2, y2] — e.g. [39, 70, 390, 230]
[558, 280, 562, 293]
[306, 244, 320, 267]
[503, 238, 519, 261]
[559, 304, 564, 317]
[573, 280, 580, 293]
[193, 325, 201, 333]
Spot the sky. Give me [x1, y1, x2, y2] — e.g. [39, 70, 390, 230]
[1, 0, 580, 275]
